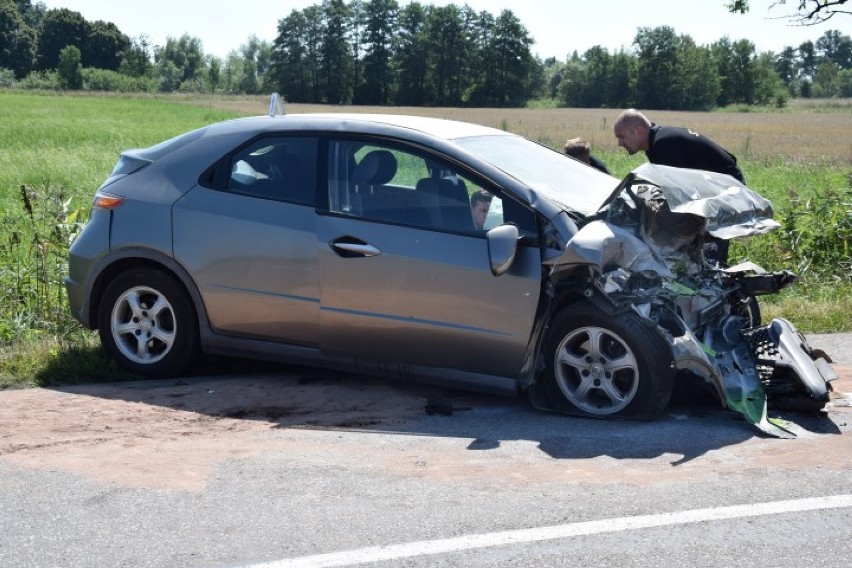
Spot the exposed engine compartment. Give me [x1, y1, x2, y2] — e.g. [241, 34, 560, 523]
[552, 164, 836, 437]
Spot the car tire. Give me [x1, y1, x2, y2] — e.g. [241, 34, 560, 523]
[744, 295, 762, 328]
[97, 268, 199, 378]
[541, 303, 674, 420]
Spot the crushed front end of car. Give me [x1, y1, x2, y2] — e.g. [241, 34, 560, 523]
[547, 163, 836, 437]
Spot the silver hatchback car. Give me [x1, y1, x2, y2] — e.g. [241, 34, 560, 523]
[66, 107, 834, 436]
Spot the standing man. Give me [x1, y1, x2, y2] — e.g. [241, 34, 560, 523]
[613, 109, 745, 264]
[613, 109, 744, 183]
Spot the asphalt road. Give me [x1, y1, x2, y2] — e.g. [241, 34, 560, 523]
[1, 333, 850, 568]
[807, 333, 852, 364]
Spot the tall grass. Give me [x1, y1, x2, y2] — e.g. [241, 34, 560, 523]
[0, 91, 244, 387]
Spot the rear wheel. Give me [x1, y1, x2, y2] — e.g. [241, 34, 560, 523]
[97, 268, 199, 378]
[541, 303, 674, 420]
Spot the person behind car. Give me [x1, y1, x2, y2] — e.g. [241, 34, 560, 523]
[612, 109, 744, 183]
[470, 188, 492, 230]
[612, 109, 747, 265]
[563, 137, 610, 174]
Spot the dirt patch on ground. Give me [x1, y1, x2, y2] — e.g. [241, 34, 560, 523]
[1, 366, 850, 492]
[0, 370, 431, 491]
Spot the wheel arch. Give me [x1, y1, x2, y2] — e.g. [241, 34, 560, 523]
[86, 248, 209, 333]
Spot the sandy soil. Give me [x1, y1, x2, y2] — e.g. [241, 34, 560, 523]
[1, 365, 850, 492]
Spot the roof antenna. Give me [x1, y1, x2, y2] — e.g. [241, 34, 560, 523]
[268, 92, 285, 117]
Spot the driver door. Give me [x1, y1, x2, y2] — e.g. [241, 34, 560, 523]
[317, 138, 541, 377]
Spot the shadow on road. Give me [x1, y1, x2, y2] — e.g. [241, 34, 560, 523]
[48, 359, 847, 467]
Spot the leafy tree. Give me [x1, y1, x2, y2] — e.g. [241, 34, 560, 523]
[467, 9, 497, 106]
[35, 7, 88, 70]
[119, 35, 154, 78]
[815, 29, 852, 69]
[837, 68, 852, 95]
[775, 46, 798, 88]
[813, 59, 841, 96]
[155, 34, 206, 88]
[580, 46, 611, 107]
[712, 37, 735, 106]
[348, 0, 365, 101]
[557, 60, 585, 107]
[672, 37, 719, 110]
[712, 37, 759, 105]
[634, 26, 679, 109]
[752, 52, 787, 105]
[322, 0, 353, 104]
[727, 0, 850, 24]
[240, 57, 259, 94]
[729, 39, 757, 104]
[0, 0, 36, 77]
[0, 66, 15, 85]
[607, 50, 636, 108]
[57, 43, 81, 89]
[526, 54, 547, 101]
[13, 0, 44, 28]
[426, 4, 471, 106]
[220, 51, 243, 93]
[797, 40, 817, 79]
[480, 9, 534, 106]
[358, 0, 398, 104]
[234, 35, 272, 94]
[207, 55, 221, 92]
[392, 1, 428, 105]
[157, 59, 181, 92]
[84, 20, 129, 71]
[540, 56, 565, 99]
[300, 5, 325, 102]
[269, 9, 314, 102]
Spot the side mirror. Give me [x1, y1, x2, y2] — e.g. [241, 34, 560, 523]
[486, 224, 519, 276]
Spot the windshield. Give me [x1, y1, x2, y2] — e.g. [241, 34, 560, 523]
[453, 134, 616, 215]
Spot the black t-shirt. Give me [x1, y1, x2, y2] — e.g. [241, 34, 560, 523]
[646, 124, 744, 183]
[589, 154, 610, 175]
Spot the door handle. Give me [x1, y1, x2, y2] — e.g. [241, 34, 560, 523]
[330, 237, 381, 258]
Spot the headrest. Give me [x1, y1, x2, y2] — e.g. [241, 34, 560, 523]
[438, 176, 469, 203]
[351, 150, 397, 185]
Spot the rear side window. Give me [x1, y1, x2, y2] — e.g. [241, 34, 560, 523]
[210, 137, 318, 206]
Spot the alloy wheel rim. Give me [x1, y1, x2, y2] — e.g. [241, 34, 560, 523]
[554, 326, 639, 415]
[110, 286, 176, 365]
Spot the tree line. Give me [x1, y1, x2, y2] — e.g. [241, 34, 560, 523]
[1, 0, 850, 109]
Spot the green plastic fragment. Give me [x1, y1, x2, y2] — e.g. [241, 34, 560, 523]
[663, 281, 697, 296]
[726, 388, 767, 426]
[700, 342, 717, 357]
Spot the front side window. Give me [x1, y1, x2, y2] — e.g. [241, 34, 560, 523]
[327, 139, 534, 234]
[226, 137, 317, 205]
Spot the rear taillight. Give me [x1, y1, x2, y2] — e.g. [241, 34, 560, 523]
[92, 191, 124, 209]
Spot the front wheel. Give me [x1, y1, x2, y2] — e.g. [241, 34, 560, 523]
[97, 268, 199, 378]
[541, 303, 674, 420]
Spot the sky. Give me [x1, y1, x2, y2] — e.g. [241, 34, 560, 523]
[41, 0, 843, 61]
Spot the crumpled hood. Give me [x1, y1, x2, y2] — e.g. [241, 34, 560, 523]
[630, 163, 779, 239]
[555, 164, 781, 276]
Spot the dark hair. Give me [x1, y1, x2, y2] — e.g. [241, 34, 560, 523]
[563, 137, 591, 159]
[470, 188, 492, 206]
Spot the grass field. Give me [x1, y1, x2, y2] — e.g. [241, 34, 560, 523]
[0, 90, 850, 388]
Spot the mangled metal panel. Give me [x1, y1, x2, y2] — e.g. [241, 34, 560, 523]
[631, 163, 780, 239]
[548, 164, 834, 438]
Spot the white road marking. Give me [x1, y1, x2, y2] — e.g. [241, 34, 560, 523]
[246, 494, 852, 568]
